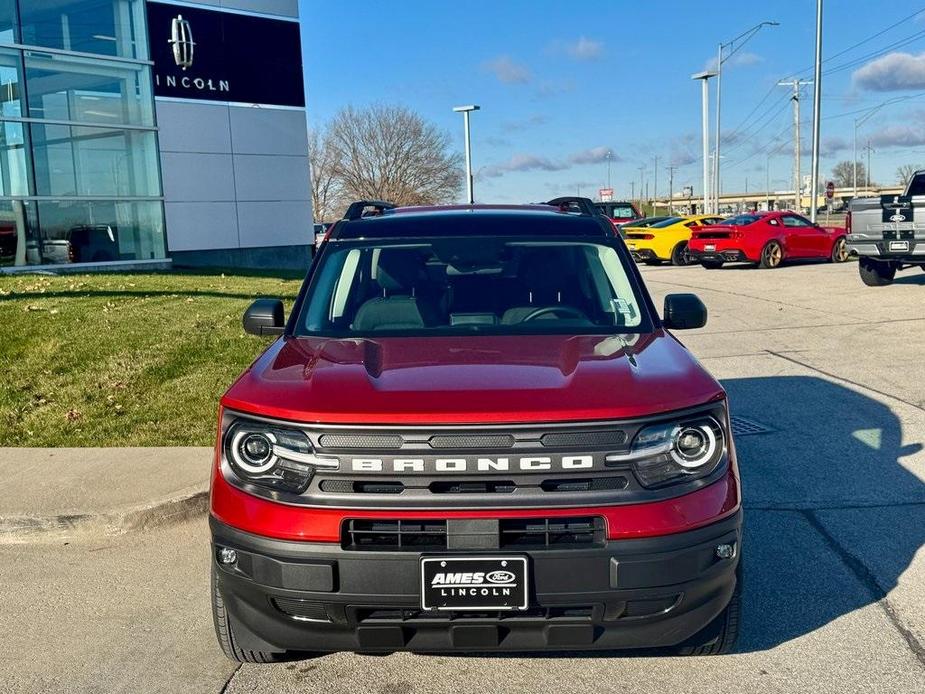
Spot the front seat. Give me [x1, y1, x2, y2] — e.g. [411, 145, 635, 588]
[352, 249, 428, 330]
[501, 250, 578, 324]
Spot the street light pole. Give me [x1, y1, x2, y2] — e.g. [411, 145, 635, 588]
[453, 105, 480, 204]
[809, 0, 823, 223]
[713, 20, 779, 215]
[691, 71, 716, 214]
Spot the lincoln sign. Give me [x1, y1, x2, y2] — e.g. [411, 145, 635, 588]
[147, 1, 305, 107]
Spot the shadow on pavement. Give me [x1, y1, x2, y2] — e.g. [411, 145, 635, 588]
[724, 375, 923, 653]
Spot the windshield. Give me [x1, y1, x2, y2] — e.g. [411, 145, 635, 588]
[608, 205, 638, 218]
[297, 238, 648, 336]
[650, 216, 685, 228]
[724, 214, 760, 226]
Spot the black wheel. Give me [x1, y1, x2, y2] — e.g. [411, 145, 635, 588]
[759, 240, 783, 269]
[212, 565, 284, 663]
[830, 237, 849, 263]
[858, 257, 896, 286]
[671, 241, 693, 266]
[700, 259, 724, 270]
[678, 566, 742, 656]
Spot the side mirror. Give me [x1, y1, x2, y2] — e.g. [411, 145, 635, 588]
[243, 298, 285, 336]
[663, 293, 707, 330]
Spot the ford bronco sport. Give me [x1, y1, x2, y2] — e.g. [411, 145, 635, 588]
[210, 198, 742, 661]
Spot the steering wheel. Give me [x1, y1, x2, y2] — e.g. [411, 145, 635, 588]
[521, 306, 587, 322]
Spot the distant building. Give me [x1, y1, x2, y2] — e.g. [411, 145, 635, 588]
[0, 0, 312, 272]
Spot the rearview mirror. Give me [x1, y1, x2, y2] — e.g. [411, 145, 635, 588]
[663, 293, 707, 330]
[243, 298, 285, 336]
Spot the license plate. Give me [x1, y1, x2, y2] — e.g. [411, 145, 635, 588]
[421, 556, 528, 611]
[705, 244, 716, 251]
[890, 240, 909, 251]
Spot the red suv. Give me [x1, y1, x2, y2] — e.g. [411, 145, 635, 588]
[210, 199, 742, 661]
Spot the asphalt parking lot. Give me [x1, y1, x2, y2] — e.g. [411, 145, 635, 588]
[3, 260, 925, 693]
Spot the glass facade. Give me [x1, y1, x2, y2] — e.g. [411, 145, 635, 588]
[0, 0, 164, 267]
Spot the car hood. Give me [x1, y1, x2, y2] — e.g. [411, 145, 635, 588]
[222, 331, 724, 425]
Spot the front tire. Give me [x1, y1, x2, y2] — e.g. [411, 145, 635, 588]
[858, 257, 896, 286]
[830, 237, 849, 263]
[671, 241, 693, 266]
[678, 565, 742, 656]
[759, 240, 783, 269]
[212, 565, 285, 663]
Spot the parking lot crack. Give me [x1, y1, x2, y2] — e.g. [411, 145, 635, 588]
[801, 509, 925, 669]
[218, 663, 241, 694]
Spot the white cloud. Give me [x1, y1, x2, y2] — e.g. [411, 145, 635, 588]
[480, 146, 617, 178]
[483, 55, 531, 84]
[704, 51, 763, 72]
[870, 124, 925, 148]
[480, 153, 568, 178]
[568, 146, 619, 165]
[566, 37, 604, 61]
[853, 51, 925, 91]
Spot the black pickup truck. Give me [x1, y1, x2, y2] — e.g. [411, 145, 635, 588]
[847, 170, 925, 285]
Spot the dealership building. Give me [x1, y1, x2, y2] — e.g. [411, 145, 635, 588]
[0, 0, 312, 271]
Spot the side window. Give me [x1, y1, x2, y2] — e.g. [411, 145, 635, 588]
[768, 218, 780, 226]
[684, 221, 698, 228]
[782, 215, 811, 228]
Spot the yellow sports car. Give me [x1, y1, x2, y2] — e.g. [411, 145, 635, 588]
[624, 215, 726, 266]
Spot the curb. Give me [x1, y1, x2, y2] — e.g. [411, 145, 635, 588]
[0, 487, 209, 545]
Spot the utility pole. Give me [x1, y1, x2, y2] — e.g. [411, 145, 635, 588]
[653, 155, 659, 209]
[630, 180, 635, 202]
[864, 140, 874, 192]
[666, 165, 675, 215]
[638, 166, 645, 210]
[778, 79, 811, 212]
[809, 0, 823, 223]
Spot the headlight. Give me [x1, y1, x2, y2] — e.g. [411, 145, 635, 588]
[607, 415, 725, 488]
[223, 419, 337, 494]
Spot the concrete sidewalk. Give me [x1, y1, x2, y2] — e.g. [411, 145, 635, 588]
[0, 447, 212, 543]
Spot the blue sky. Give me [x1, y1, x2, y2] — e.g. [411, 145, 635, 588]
[299, 0, 925, 203]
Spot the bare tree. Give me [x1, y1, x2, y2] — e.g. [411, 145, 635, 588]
[308, 127, 342, 223]
[831, 160, 868, 189]
[327, 105, 463, 208]
[896, 164, 922, 186]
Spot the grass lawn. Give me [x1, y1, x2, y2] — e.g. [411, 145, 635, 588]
[0, 270, 303, 447]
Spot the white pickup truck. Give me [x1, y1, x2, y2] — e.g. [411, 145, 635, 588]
[847, 170, 925, 285]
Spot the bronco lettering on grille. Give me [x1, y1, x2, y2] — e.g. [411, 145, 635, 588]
[348, 455, 595, 473]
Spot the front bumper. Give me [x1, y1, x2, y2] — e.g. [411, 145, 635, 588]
[211, 510, 742, 653]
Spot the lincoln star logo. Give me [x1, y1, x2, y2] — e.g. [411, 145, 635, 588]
[169, 15, 195, 70]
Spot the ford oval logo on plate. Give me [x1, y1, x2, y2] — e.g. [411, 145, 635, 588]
[486, 570, 516, 584]
[890, 213, 906, 222]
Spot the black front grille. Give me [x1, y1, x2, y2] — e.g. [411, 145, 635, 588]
[353, 606, 594, 624]
[540, 476, 627, 492]
[499, 517, 606, 549]
[342, 519, 448, 551]
[429, 434, 516, 449]
[540, 430, 626, 448]
[318, 433, 403, 449]
[429, 480, 516, 494]
[341, 516, 606, 551]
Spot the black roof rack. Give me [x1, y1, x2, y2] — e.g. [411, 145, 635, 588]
[544, 196, 601, 217]
[343, 200, 396, 221]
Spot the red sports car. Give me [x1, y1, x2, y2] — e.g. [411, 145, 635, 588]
[688, 211, 849, 269]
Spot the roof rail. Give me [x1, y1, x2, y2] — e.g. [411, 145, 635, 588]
[343, 200, 397, 221]
[544, 196, 601, 217]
